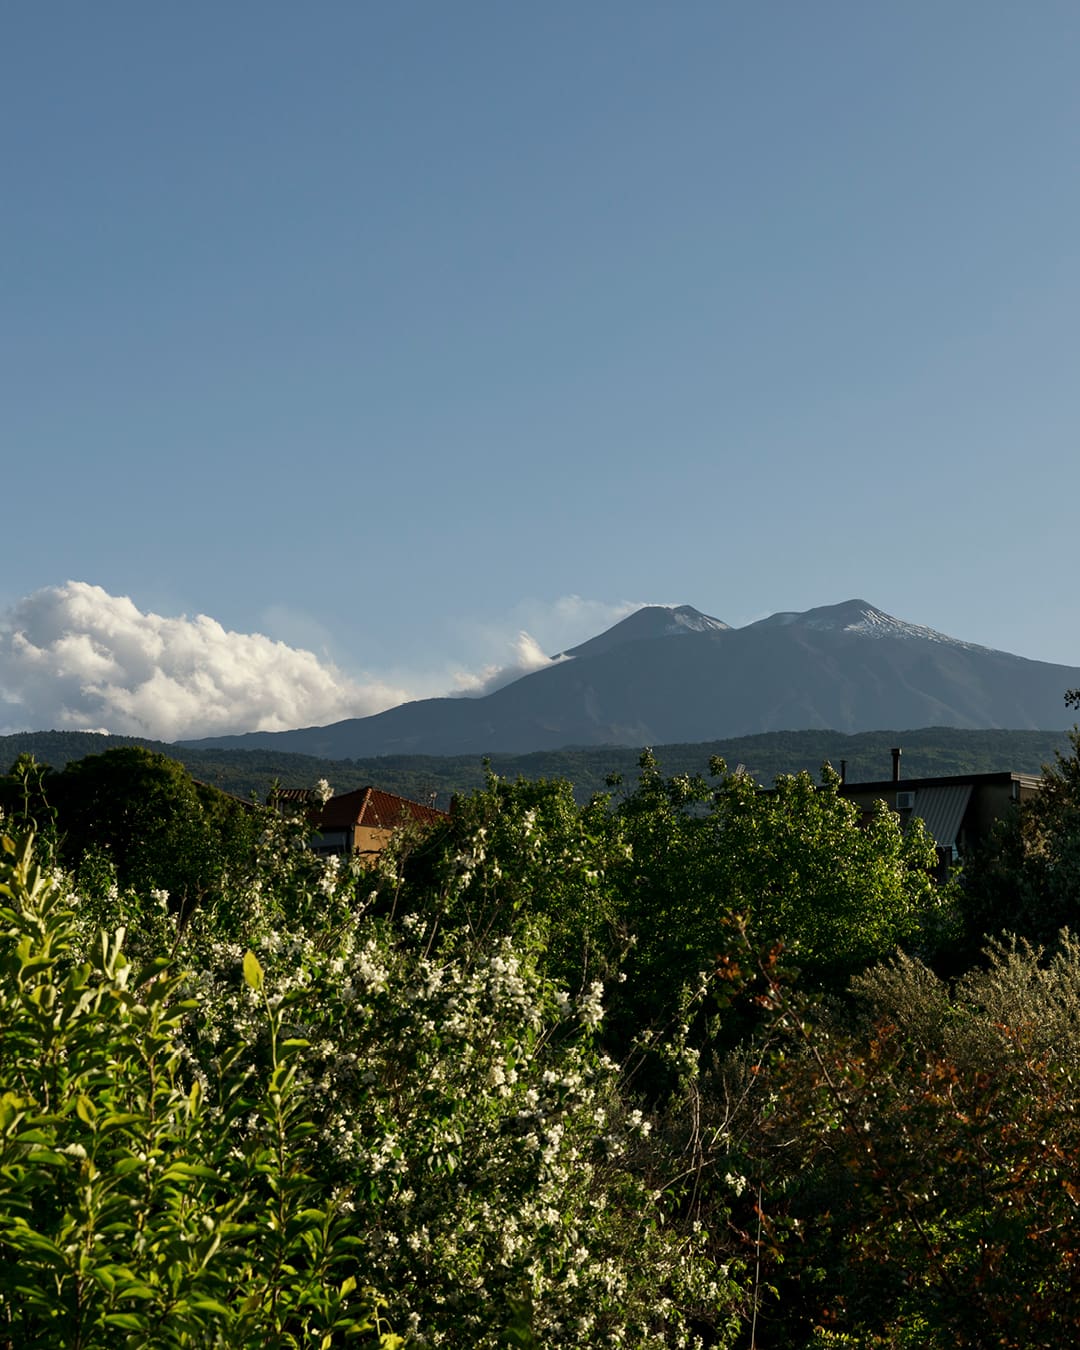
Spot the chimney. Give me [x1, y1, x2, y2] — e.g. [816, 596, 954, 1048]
[840, 759, 847, 784]
[891, 747, 902, 783]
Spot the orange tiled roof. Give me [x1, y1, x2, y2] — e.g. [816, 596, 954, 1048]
[314, 787, 446, 831]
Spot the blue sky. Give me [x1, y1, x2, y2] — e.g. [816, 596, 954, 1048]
[4, 3, 1080, 737]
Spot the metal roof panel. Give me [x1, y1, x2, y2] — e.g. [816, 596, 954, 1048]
[911, 783, 973, 849]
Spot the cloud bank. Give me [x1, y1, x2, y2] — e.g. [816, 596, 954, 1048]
[0, 583, 411, 741]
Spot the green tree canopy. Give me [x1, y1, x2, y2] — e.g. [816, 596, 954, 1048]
[47, 746, 260, 916]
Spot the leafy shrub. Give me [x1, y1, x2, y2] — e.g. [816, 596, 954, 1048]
[0, 831, 386, 1348]
[754, 941, 1080, 1347]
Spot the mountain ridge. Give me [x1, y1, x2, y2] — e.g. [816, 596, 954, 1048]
[183, 600, 1080, 758]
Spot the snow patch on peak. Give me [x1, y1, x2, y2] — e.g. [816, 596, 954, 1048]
[802, 602, 988, 651]
[560, 604, 729, 661]
[667, 605, 730, 635]
[748, 601, 990, 651]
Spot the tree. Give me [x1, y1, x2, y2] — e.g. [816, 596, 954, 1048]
[49, 746, 260, 919]
[962, 723, 1080, 951]
[614, 756, 940, 1010]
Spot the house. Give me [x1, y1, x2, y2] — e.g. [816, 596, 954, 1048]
[307, 786, 448, 862]
[837, 748, 1042, 877]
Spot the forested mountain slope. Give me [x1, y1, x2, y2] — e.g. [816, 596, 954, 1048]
[2, 725, 1070, 807]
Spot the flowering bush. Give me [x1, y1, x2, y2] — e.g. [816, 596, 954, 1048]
[0, 808, 744, 1348]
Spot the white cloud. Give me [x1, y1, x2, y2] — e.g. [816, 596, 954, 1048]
[0, 582, 411, 741]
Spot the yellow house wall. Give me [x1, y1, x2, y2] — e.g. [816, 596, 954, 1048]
[352, 824, 394, 862]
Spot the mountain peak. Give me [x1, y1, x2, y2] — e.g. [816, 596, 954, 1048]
[754, 599, 886, 630]
[561, 604, 729, 660]
[750, 600, 988, 650]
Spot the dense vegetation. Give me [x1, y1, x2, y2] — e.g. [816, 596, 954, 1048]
[2, 732, 1080, 1345]
[0, 725, 1069, 806]
[0, 747, 261, 922]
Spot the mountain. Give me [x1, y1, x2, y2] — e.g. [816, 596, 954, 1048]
[184, 600, 1080, 759]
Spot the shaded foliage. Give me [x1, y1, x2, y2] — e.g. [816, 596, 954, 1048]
[752, 940, 1080, 1347]
[961, 726, 1080, 952]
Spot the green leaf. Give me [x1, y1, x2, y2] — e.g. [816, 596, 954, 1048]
[115, 1283, 157, 1301]
[161, 1161, 219, 1182]
[23, 1147, 69, 1167]
[188, 1297, 233, 1315]
[103, 1313, 148, 1330]
[98, 1112, 145, 1131]
[242, 950, 264, 992]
